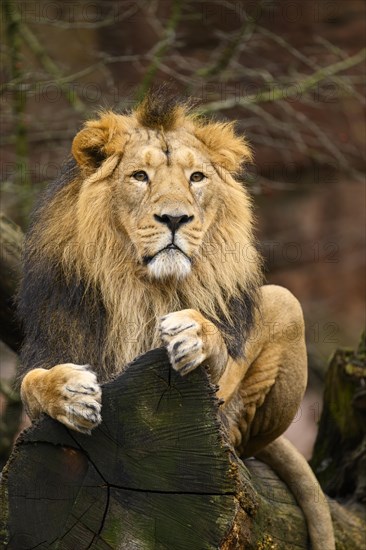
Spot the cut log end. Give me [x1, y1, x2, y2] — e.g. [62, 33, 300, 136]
[1, 348, 365, 549]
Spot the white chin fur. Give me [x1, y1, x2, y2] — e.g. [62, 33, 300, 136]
[147, 250, 191, 280]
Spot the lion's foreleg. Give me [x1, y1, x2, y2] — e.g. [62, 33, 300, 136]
[159, 308, 229, 382]
[20, 364, 102, 434]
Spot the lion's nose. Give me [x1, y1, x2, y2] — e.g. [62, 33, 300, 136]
[154, 213, 194, 233]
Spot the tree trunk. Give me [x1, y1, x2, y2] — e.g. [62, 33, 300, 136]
[0, 214, 24, 468]
[1, 348, 365, 550]
[0, 213, 23, 353]
[311, 332, 366, 504]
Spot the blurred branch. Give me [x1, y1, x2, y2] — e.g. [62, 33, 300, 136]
[200, 48, 366, 112]
[23, 3, 138, 29]
[0, 55, 143, 97]
[279, 103, 357, 173]
[9, 2, 87, 113]
[136, 0, 183, 101]
[197, 19, 255, 78]
[3, 0, 29, 188]
[257, 27, 365, 105]
[1, 129, 75, 145]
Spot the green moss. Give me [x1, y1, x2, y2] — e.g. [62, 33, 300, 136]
[311, 333, 366, 496]
[256, 534, 279, 549]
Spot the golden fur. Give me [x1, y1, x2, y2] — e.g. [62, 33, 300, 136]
[25, 102, 260, 377]
[19, 97, 334, 549]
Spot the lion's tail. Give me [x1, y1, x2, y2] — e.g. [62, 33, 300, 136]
[255, 435, 335, 550]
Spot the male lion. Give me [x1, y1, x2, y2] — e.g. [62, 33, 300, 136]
[19, 95, 334, 549]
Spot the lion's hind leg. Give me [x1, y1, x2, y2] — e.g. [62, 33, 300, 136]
[222, 285, 334, 549]
[232, 284, 308, 457]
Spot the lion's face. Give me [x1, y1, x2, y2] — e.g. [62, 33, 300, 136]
[112, 130, 221, 279]
[72, 103, 253, 282]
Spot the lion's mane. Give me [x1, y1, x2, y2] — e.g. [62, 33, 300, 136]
[18, 95, 262, 382]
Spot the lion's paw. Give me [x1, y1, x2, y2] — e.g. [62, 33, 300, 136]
[45, 363, 102, 435]
[159, 310, 207, 376]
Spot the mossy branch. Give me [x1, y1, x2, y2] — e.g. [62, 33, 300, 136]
[3, 0, 29, 188]
[136, 0, 183, 101]
[200, 48, 366, 112]
[197, 20, 255, 78]
[9, 3, 86, 113]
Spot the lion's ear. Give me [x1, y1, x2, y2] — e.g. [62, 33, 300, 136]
[72, 112, 128, 171]
[195, 121, 252, 172]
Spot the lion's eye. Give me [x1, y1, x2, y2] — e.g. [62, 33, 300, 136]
[132, 170, 149, 182]
[190, 172, 206, 183]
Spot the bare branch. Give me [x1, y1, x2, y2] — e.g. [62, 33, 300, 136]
[9, 2, 87, 113]
[200, 48, 366, 112]
[135, 0, 183, 101]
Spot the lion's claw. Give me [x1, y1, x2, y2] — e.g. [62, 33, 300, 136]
[44, 363, 102, 434]
[159, 310, 207, 376]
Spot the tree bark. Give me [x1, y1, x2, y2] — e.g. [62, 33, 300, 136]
[311, 333, 366, 504]
[1, 348, 365, 550]
[0, 213, 23, 353]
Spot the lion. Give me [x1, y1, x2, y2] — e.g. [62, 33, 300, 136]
[18, 94, 334, 549]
